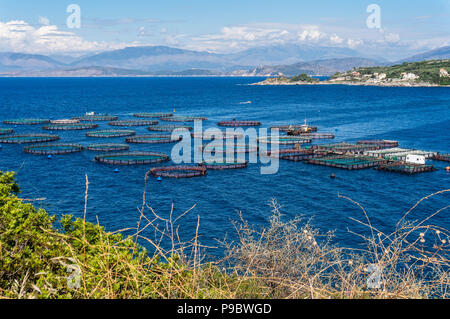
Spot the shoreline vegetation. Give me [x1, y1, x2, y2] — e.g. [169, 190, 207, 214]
[1, 170, 449, 299]
[252, 59, 450, 87]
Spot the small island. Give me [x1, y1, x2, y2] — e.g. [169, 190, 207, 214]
[253, 59, 450, 87]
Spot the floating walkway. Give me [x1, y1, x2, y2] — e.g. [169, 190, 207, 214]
[160, 116, 207, 122]
[133, 113, 173, 118]
[3, 119, 50, 125]
[43, 123, 99, 131]
[312, 142, 381, 154]
[357, 140, 398, 148]
[74, 115, 118, 122]
[364, 148, 437, 160]
[148, 125, 193, 132]
[150, 166, 207, 178]
[126, 134, 182, 144]
[307, 155, 388, 170]
[24, 143, 84, 155]
[108, 120, 158, 127]
[199, 161, 248, 170]
[95, 152, 169, 165]
[289, 133, 335, 139]
[375, 162, 436, 175]
[0, 128, 13, 135]
[86, 130, 136, 138]
[0, 134, 59, 144]
[218, 120, 261, 127]
[86, 144, 130, 152]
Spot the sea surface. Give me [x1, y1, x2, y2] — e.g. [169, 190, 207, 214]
[0, 77, 449, 256]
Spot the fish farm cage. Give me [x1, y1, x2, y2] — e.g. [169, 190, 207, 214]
[125, 134, 182, 144]
[0, 128, 13, 135]
[375, 162, 436, 175]
[133, 113, 174, 118]
[198, 161, 248, 170]
[95, 152, 170, 165]
[312, 143, 381, 154]
[50, 119, 80, 124]
[3, 119, 50, 125]
[86, 143, 130, 152]
[433, 154, 450, 162]
[147, 125, 193, 132]
[307, 155, 388, 170]
[24, 143, 84, 155]
[271, 125, 318, 133]
[218, 120, 261, 127]
[191, 132, 244, 139]
[279, 149, 323, 162]
[258, 136, 312, 145]
[0, 134, 60, 144]
[150, 166, 207, 178]
[357, 140, 399, 148]
[160, 116, 208, 122]
[86, 130, 136, 138]
[292, 133, 335, 139]
[74, 115, 118, 122]
[201, 143, 258, 154]
[43, 123, 99, 131]
[108, 120, 159, 127]
[364, 148, 437, 160]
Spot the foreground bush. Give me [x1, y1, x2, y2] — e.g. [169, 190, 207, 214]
[0, 171, 448, 299]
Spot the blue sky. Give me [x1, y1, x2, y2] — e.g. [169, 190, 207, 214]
[0, 0, 449, 59]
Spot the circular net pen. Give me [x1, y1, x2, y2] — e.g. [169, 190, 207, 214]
[218, 120, 261, 127]
[86, 143, 130, 152]
[43, 123, 99, 131]
[86, 130, 136, 138]
[201, 143, 258, 154]
[24, 143, 84, 155]
[160, 116, 207, 122]
[147, 125, 193, 132]
[74, 115, 118, 122]
[0, 134, 59, 144]
[258, 136, 312, 145]
[134, 112, 173, 118]
[0, 128, 13, 135]
[95, 152, 169, 165]
[191, 132, 244, 140]
[50, 119, 80, 124]
[3, 119, 50, 125]
[126, 134, 182, 144]
[109, 120, 158, 127]
[150, 166, 207, 178]
[199, 161, 248, 170]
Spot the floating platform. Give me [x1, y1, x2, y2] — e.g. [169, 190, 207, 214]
[312, 142, 381, 154]
[43, 123, 99, 131]
[0, 134, 59, 144]
[271, 124, 318, 133]
[95, 152, 169, 165]
[364, 147, 437, 160]
[307, 155, 388, 170]
[108, 120, 158, 127]
[375, 162, 436, 175]
[147, 125, 193, 132]
[24, 143, 84, 155]
[288, 133, 335, 139]
[199, 161, 248, 170]
[150, 166, 207, 178]
[3, 119, 50, 125]
[86, 130, 136, 138]
[357, 140, 399, 148]
[86, 143, 130, 152]
[0, 128, 13, 135]
[50, 119, 80, 124]
[74, 115, 118, 122]
[133, 113, 173, 118]
[218, 120, 261, 127]
[160, 116, 207, 122]
[258, 136, 312, 145]
[432, 154, 450, 162]
[125, 134, 182, 144]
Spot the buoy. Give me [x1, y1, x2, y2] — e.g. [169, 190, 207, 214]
[47, 155, 52, 159]
[157, 176, 162, 181]
[114, 168, 119, 173]
[446, 166, 450, 172]
[330, 173, 336, 179]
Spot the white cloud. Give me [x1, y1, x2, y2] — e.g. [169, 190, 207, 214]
[0, 19, 126, 54]
[38, 16, 50, 26]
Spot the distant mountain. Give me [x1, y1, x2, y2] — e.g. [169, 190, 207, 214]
[243, 57, 382, 76]
[398, 46, 450, 63]
[0, 53, 64, 71]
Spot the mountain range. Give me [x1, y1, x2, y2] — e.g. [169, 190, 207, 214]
[0, 45, 449, 77]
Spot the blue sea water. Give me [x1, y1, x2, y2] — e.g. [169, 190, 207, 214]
[0, 77, 449, 255]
